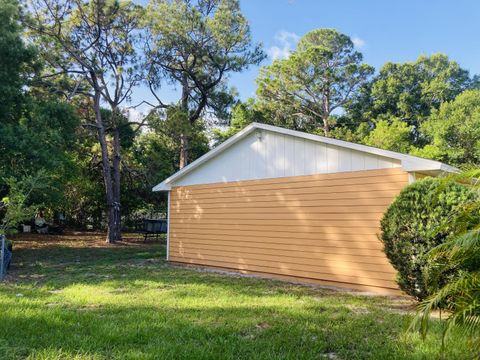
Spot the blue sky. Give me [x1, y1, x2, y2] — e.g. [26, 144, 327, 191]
[130, 0, 480, 116]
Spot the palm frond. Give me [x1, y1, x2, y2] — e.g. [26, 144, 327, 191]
[412, 272, 480, 344]
[429, 228, 480, 262]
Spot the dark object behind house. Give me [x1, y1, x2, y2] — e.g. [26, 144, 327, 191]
[142, 219, 167, 241]
[33, 222, 64, 234]
[47, 224, 64, 234]
[1, 239, 12, 278]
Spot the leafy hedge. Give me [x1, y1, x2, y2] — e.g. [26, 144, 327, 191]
[380, 177, 476, 299]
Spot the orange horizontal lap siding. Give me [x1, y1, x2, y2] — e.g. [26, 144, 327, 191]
[169, 256, 398, 290]
[169, 246, 395, 273]
[173, 168, 405, 191]
[171, 189, 403, 204]
[173, 206, 392, 215]
[170, 224, 383, 235]
[174, 174, 407, 196]
[169, 252, 397, 282]
[173, 212, 385, 221]
[171, 197, 395, 210]
[170, 218, 381, 227]
[174, 182, 406, 201]
[170, 228, 386, 242]
[170, 235, 390, 257]
[169, 241, 392, 265]
[170, 230, 383, 243]
[169, 168, 409, 293]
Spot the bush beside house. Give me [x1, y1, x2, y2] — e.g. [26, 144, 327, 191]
[380, 177, 477, 300]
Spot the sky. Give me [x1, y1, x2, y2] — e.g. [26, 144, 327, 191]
[129, 0, 480, 117]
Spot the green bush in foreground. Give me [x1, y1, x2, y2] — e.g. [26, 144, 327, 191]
[411, 170, 480, 356]
[380, 177, 476, 300]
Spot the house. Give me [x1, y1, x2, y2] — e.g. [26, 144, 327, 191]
[153, 122, 457, 295]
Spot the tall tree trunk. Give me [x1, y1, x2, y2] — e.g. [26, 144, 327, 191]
[322, 94, 330, 136]
[110, 117, 122, 242]
[179, 134, 188, 169]
[179, 74, 189, 169]
[93, 92, 118, 243]
[322, 115, 330, 136]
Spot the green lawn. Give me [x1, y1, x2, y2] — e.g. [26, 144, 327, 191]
[0, 233, 469, 359]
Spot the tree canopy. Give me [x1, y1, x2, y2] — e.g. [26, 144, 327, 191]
[413, 90, 480, 166]
[369, 54, 474, 126]
[0, 0, 79, 213]
[144, 0, 264, 168]
[256, 29, 374, 135]
[337, 54, 478, 149]
[26, 0, 147, 242]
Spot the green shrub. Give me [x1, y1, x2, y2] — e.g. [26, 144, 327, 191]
[410, 169, 480, 356]
[380, 177, 476, 300]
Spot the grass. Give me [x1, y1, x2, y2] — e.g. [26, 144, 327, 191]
[0, 232, 470, 359]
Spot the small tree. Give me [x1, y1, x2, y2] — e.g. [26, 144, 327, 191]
[380, 177, 476, 300]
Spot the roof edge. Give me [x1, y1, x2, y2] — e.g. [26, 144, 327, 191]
[152, 182, 171, 192]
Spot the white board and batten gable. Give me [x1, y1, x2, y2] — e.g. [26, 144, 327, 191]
[174, 129, 399, 186]
[153, 123, 457, 191]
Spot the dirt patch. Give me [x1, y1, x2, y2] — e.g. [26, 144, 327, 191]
[345, 304, 371, 315]
[380, 298, 417, 314]
[255, 322, 271, 330]
[10, 231, 162, 250]
[77, 304, 103, 312]
[320, 353, 341, 359]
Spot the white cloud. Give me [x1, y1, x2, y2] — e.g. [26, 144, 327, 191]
[267, 30, 300, 61]
[351, 36, 366, 49]
[267, 46, 290, 61]
[275, 30, 300, 44]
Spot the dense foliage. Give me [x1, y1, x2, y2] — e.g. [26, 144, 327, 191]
[256, 29, 373, 135]
[0, 174, 47, 235]
[410, 170, 480, 356]
[334, 54, 478, 150]
[0, 0, 80, 226]
[380, 177, 476, 300]
[414, 90, 480, 166]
